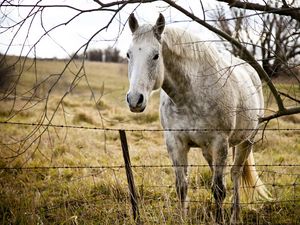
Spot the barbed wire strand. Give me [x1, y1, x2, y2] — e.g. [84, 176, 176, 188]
[0, 120, 300, 132]
[0, 163, 300, 170]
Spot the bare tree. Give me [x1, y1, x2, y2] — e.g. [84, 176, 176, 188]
[214, 2, 300, 78]
[87, 49, 103, 62]
[104, 47, 122, 63]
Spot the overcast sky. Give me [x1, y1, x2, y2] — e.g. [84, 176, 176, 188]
[2, 0, 297, 59]
[0, 0, 224, 58]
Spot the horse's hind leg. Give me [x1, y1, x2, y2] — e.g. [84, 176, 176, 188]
[165, 135, 189, 214]
[211, 136, 229, 225]
[230, 140, 252, 225]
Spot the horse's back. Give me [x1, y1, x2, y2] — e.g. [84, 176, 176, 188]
[227, 56, 264, 115]
[224, 56, 264, 144]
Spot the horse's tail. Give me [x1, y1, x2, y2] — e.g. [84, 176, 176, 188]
[241, 151, 271, 201]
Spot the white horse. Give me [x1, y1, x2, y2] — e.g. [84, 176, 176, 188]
[126, 13, 270, 224]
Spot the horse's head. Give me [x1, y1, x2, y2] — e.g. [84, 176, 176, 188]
[126, 13, 165, 113]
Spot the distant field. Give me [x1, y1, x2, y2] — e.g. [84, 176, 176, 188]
[0, 58, 299, 224]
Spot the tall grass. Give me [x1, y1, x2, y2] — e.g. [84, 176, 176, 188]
[0, 58, 299, 224]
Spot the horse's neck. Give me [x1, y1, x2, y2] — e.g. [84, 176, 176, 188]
[161, 40, 222, 106]
[161, 43, 192, 105]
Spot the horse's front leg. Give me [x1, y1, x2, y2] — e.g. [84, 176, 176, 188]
[211, 136, 229, 225]
[165, 134, 190, 214]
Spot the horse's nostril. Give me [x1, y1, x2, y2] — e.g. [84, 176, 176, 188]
[137, 94, 144, 106]
[126, 94, 130, 104]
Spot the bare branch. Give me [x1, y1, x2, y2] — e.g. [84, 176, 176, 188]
[278, 91, 300, 104]
[163, 0, 285, 112]
[217, 0, 300, 22]
[259, 106, 300, 123]
[1, 0, 299, 160]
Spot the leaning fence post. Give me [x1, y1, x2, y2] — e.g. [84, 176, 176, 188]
[119, 129, 141, 224]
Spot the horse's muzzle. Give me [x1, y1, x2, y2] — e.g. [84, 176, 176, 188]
[126, 92, 146, 113]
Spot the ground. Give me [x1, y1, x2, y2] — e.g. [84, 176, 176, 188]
[0, 58, 299, 224]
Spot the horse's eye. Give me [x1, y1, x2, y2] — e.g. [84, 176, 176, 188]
[153, 54, 159, 60]
[126, 53, 130, 59]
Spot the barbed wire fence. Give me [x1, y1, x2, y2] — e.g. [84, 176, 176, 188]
[0, 121, 299, 224]
[0, 1, 300, 224]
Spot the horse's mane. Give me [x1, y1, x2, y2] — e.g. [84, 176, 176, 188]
[162, 27, 219, 63]
[133, 24, 219, 64]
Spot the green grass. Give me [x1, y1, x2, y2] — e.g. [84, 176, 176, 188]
[0, 57, 299, 224]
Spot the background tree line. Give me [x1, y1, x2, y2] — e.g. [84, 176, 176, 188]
[73, 46, 126, 63]
[0, 54, 15, 96]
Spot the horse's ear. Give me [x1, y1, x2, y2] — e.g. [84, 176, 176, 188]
[154, 13, 165, 39]
[129, 13, 139, 33]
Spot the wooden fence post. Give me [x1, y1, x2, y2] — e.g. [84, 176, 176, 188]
[119, 130, 141, 224]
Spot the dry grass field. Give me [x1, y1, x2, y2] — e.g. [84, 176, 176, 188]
[0, 58, 299, 224]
